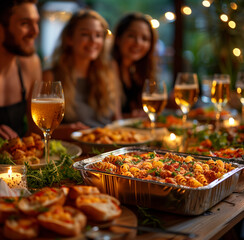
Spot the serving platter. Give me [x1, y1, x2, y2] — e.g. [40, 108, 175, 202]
[70, 127, 153, 154]
[38, 141, 82, 166]
[73, 147, 244, 216]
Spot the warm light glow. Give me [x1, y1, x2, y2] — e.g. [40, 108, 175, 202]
[220, 14, 228, 22]
[230, 2, 238, 10]
[228, 20, 236, 29]
[233, 48, 241, 57]
[8, 167, 12, 176]
[202, 0, 211, 7]
[165, 12, 175, 21]
[107, 29, 112, 35]
[170, 133, 176, 141]
[151, 19, 160, 29]
[229, 117, 235, 125]
[182, 6, 192, 15]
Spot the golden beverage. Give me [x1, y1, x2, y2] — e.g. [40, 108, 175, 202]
[31, 98, 65, 133]
[174, 84, 199, 113]
[142, 94, 167, 115]
[237, 86, 244, 105]
[211, 80, 230, 109]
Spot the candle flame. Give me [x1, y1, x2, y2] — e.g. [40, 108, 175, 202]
[229, 117, 235, 125]
[170, 133, 176, 140]
[8, 167, 12, 176]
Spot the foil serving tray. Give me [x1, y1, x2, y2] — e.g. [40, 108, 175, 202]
[73, 147, 244, 215]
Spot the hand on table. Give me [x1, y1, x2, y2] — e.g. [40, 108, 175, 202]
[0, 125, 18, 140]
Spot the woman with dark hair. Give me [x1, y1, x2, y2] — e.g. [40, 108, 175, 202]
[43, 9, 121, 140]
[112, 12, 158, 117]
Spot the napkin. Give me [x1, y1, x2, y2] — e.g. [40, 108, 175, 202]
[0, 179, 31, 197]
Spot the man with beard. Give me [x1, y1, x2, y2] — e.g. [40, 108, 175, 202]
[0, 0, 41, 139]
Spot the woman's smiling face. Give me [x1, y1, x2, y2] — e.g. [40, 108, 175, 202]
[70, 17, 105, 61]
[117, 20, 152, 64]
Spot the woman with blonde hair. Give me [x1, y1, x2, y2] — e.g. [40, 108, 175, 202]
[43, 9, 121, 140]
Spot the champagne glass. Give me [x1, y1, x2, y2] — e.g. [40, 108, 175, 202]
[211, 74, 230, 131]
[174, 73, 199, 127]
[142, 78, 168, 136]
[236, 72, 244, 122]
[31, 81, 65, 164]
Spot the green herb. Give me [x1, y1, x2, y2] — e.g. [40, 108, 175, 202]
[26, 154, 83, 189]
[137, 206, 164, 229]
[0, 138, 7, 148]
[0, 153, 16, 165]
[49, 140, 67, 156]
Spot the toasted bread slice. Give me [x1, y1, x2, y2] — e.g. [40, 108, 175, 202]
[68, 185, 100, 199]
[38, 205, 87, 236]
[76, 193, 121, 222]
[3, 215, 39, 239]
[18, 187, 66, 216]
[0, 197, 19, 223]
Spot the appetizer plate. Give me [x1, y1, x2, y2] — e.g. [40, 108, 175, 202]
[70, 128, 153, 154]
[37, 141, 82, 167]
[108, 117, 196, 131]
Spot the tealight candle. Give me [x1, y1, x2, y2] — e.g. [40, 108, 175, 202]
[223, 117, 239, 128]
[163, 133, 183, 151]
[0, 165, 27, 189]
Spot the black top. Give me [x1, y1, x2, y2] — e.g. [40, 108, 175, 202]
[121, 76, 143, 114]
[0, 61, 27, 137]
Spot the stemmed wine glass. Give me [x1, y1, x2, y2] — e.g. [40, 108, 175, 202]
[236, 72, 244, 122]
[174, 73, 199, 127]
[31, 81, 65, 164]
[211, 74, 230, 131]
[142, 78, 168, 137]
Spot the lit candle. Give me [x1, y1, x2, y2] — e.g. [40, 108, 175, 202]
[0, 166, 27, 189]
[223, 117, 239, 128]
[163, 133, 183, 151]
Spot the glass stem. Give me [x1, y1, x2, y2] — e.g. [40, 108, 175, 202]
[242, 105, 244, 124]
[216, 110, 221, 131]
[148, 113, 156, 139]
[182, 113, 187, 126]
[43, 131, 51, 164]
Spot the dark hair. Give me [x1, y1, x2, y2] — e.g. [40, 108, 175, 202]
[112, 12, 158, 83]
[0, 0, 37, 26]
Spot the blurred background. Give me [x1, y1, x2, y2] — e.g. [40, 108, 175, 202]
[36, 0, 244, 94]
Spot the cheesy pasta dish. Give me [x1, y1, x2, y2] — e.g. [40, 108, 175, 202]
[90, 152, 235, 188]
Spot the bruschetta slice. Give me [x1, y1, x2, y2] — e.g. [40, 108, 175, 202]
[3, 215, 39, 239]
[0, 197, 19, 224]
[75, 193, 122, 222]
[68, 185, 100, 199]
[18, 187, 66, 216]
[38, 205, 87, 236]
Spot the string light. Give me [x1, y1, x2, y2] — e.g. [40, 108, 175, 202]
[202, 0, 211, 7]
[165, 12, 175, 21]
[107, 29, 112, 35]
[228, 20, 236, 29]
[150, 19, 160, 29]
[182, 6, 192, 15]
[233, 48, 241, 57]
[230, 2, 238, 10]
[220, 14, 228, 22]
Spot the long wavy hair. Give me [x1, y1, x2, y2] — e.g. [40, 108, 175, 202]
[51, 10, 116, 122]
[112, 12, 158, 87]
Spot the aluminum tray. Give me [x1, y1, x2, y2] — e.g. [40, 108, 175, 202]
[73, 147, 244, 215]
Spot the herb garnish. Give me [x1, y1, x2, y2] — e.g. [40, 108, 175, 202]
[26, 154, 83, 189]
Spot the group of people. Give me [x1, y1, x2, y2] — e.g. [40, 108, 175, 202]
[0, 0, 159, 140]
